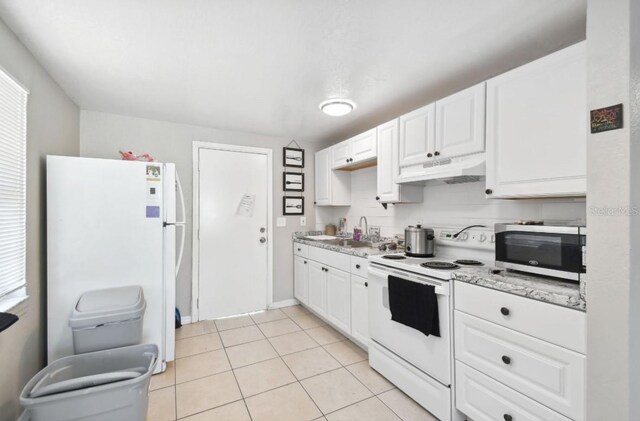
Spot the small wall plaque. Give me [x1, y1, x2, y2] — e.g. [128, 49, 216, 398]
[283, 172, 304, 192]
[283, 196, 304, 215]
[591, 103, 623, 133]
[283, 147, 304, 168]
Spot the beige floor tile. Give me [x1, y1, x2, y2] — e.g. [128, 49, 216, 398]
[250, 309, 288, 324]
[346, 361, 394, 395]
[176, 349, 231, 384]
[258, 318, 301, 337]
[219, 325, 265, 347]
[291, 314, 326, 330]
[324, 340, 367, 365]
[234, 357, 297, 397]
[377, 389, 438, 421]
[281, 305, 310, 318]
[326, 397, 401, 421]
[301, 368, 372, 414]
[147, 385, 176, 421]
[150, 360, 175, 391]
[215, 315, 255, 331]
[176, 371, 242, 418]
[269, 330, 319, 356]
[176, 333, 223, 358]
[226, 339, 278, 368]
[176, 320, 217, 340]
[305, 325, 345, 346]
[245, 382, 322, 421]
[282, 347, 341, 380]
[179, 400, 250, 421]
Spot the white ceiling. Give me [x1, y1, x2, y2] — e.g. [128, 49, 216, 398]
[0, 0, 586, 143]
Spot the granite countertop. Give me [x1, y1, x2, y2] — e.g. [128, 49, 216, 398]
[292, 231, 400, 258]
[452, 265, 586, 312]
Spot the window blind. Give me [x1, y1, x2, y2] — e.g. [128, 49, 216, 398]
[0, 68, 28, 299]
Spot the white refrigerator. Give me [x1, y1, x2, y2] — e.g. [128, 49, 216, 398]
[47, 156, 184, 373]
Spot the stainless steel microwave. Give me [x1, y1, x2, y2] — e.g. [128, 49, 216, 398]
[494, 223, 586, 281]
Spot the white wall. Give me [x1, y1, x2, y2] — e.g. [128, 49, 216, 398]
[316, 167, 586, 237]
[0, 19, 79, 421]
[79, 111, 323, 316]
[585, 0, 640, 419]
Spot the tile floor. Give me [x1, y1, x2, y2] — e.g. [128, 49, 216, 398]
[148, 305, 438, 421]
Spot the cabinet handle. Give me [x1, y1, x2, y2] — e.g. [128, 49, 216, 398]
[304, 261, 307, 264]
[434, 151, 440, 156]
[375, 196, 380, 200]
[485, 188, 493, 195]
[356, 264, 361, 269]
[365, 282, 368, 287]
[503, 415, 513, 421]
[427, 153, 433, 158]
[346, 158, 349, 163]
[297, 248, 301, 251]
[501, 355, 511, 365]
[500, 307, 510, 316]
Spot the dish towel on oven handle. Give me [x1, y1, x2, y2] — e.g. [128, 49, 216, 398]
[387, 275, 440, 337]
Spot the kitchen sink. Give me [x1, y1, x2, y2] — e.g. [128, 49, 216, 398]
[317, 238, 376, 248]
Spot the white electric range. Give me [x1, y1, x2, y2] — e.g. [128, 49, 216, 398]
[367, 226, 494, 421]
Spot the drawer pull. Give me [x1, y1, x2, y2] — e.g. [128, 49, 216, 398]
[501, 355, 511, 365]
[503, 415, 513, 421]
[365, 282, 368, 287]
[500, 307, 510, 316]
[304, 261, 307, 264]
[356, 264, 361, 269]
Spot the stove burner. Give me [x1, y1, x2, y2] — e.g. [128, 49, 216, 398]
[454, 259, 483, 266]
[382, 254, 407, 260]
[420, 261, 460, 270]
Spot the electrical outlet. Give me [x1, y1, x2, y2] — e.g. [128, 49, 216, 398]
[300, 216, 306, 226]
[277, 217, 286, 227]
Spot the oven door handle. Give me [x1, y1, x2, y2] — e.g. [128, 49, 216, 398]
[368, 265, 449, 296]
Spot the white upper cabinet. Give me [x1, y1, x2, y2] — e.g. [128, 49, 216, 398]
[376, 119, 423, 203]
[350, 129, 377, 163]
[331, 128, 377, 169]
[435, 82, 486, 160]
[398, 103, 436, 168]
[315, 147, 350, 206]
[331, 140, 351, 169]
[485, 42, 587, 198]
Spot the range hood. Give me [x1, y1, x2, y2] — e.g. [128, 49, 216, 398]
[398, 153, 486, 185]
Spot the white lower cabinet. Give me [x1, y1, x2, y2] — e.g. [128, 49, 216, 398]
[307, 260, 327, 317]
[293, 255, 308, 305]
[456, 362, 572, 421]
[454, 281, 586, 421]
[326, 267, 351, 334]
[293, 243, 370, 348]
[350, 275, 369, 346]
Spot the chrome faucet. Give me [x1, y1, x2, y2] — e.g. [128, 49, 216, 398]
[359, 216, 368, 240]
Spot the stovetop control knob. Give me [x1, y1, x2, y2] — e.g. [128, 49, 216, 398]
[478, 233, 487, 242]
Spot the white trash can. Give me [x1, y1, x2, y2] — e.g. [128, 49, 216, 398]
[69, 286, 146, 354]
[20, 344, 158, 421]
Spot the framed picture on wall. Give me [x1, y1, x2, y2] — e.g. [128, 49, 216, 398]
[283, 147, 304, 168]
[283, 196, 304, 215]
[283, 172, 304, 191]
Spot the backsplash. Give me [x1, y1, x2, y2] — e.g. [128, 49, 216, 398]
[315, 166, 586, 237]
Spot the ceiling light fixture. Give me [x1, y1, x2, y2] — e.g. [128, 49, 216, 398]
[319, 99, 356, 117]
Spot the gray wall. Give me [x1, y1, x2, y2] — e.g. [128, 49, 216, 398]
[79, 111, 323, 316]
[586, 0, 640, 418]
[0, 19, 80, 421]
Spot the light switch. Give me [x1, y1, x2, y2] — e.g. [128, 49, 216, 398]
[300, 216, 306, 226]
[277, 217, 287, 227]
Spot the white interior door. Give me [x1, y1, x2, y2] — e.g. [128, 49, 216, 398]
[198, 147, 269, 319]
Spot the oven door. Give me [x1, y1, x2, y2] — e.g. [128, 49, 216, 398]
[495, 226, 585, 280]
[368, 264, 451, 385]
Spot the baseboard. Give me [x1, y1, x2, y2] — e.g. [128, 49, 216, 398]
[269, 298, 300, 309]
[180, 316, 192, 325]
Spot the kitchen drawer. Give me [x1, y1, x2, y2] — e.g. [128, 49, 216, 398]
[293, 243, 308, 258]
[454, 281, 586, 354]
[308, 246, 350, 272]
[456, 361, 572, 421]
[350, 256, 369, 276]
[455, 311, 585, 420]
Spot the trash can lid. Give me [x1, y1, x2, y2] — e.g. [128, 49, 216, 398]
[69, 286, 146, 328]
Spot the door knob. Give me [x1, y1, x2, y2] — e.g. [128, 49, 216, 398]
[260, 227, 266, 233]
[260, 237, 267, 243]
